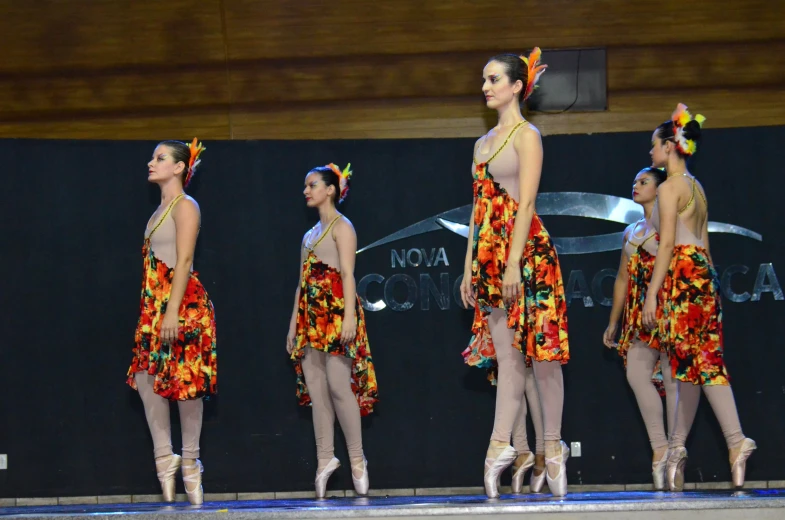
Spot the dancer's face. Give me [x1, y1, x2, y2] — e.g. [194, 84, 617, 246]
[650, 131, 671, 169]
[147, 145, 185, 185]
[303, 171, 335, 208]
[482, 60, 521, 110]
[632, 172, 658, 204]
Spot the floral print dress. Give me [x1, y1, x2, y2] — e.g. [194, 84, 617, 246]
[461, 122, 570, 385]
[290, 216, 378, 416]
[614, 230, 665, 395]
[127, 194, 218, 401]
[654, 175, 729, 386]
[659, 244, 728, 385]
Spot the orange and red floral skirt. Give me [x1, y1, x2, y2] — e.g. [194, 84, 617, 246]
[127, 241, 217, 401]
[659, 244, 729, 386]
[615, 248, 665, 396]
[462, 166, 569, 385]
[291, 252, 378, 416]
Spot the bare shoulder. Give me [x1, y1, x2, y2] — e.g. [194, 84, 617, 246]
[177, 194, 199, 209]
[173, 195, 200, 218]
[333, 215, 356, 238]
[657, 176, 680, 196]
[513, 123, 542, 150]
[522, 122, 542, 137]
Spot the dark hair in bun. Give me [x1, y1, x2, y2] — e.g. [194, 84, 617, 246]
[639, 167, 667, 186]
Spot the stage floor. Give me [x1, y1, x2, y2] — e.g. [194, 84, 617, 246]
[2, 489, 785, 520]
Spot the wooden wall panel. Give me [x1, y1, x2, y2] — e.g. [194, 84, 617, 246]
[0, 0, 783, 140]
[222, 0, 785, 58]
[608, 42, 785, 92]
[0, 112, 232, 141]
[0, 69, 230, 118]
[0, 1, 227, 71]
[0, 0, 231, 138]
[228, 87, 785, 140]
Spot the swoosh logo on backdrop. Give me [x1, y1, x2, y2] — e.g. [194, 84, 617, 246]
[357, 192, 762, 255]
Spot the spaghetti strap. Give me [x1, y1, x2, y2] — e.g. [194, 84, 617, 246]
[639, 232, 656, 248]
[677, 176, 695, 215]
[147, 194, 185, 240]
[677, 175, 707, 214]
[626, 219, 650, 247]
[305, 215, 342, 252]
[473, 121, 528, 165]
[693, 177, 708, 208]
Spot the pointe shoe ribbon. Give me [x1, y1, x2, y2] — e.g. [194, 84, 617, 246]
[351, 457, 369, 496]
[182, 459, 204, 506]
[484, 445, 517, 498]
[510, 452, 535, 494]
[156, 454, 182, 503]
[545, 441, 569, 497]
[315, 457, 341, 499]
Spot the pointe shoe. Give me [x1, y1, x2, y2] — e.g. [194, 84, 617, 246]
[545, 441, 570, 497]
[156, 454, 182, 503]
[666, 447, 687, 491]
[529, 466, 546, 493]
[484, 445, 517, 498]
[510, 452, 536, 494]
[351, 457, 369, 496]
[182, 459, 204, 506]
[315, 457, 341, 498]
[731, 438, 757, 489]
[652, 449, 670, 491]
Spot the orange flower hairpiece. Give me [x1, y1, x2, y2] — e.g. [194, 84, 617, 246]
[327, 163, 353, 203]
[519, 47, 548, 101]
[671, 103, 705, 157]
[185, 137, 206, 188]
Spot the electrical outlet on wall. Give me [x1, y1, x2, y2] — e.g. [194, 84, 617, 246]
[570, 442, 582, 457]
[0, 454, 7, 470]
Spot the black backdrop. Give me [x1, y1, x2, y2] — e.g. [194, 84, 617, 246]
[0, 126, 783, 498]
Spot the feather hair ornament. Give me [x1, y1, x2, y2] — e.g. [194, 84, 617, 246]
[519, 47, 548, 101]
[671, 103, 705, 157]
[327, 163, 353, 203]
[185, 137, 206, 188]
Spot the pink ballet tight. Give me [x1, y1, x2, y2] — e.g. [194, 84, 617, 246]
[625, 340, 677, 452]
[134, 372, 203, 460]
[488, 309, 563, 446]
[301, 348, 364, 462]
[512, 366, 544, 454]
[670, 380, 745, 449]
[625, 339, 744, 452]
